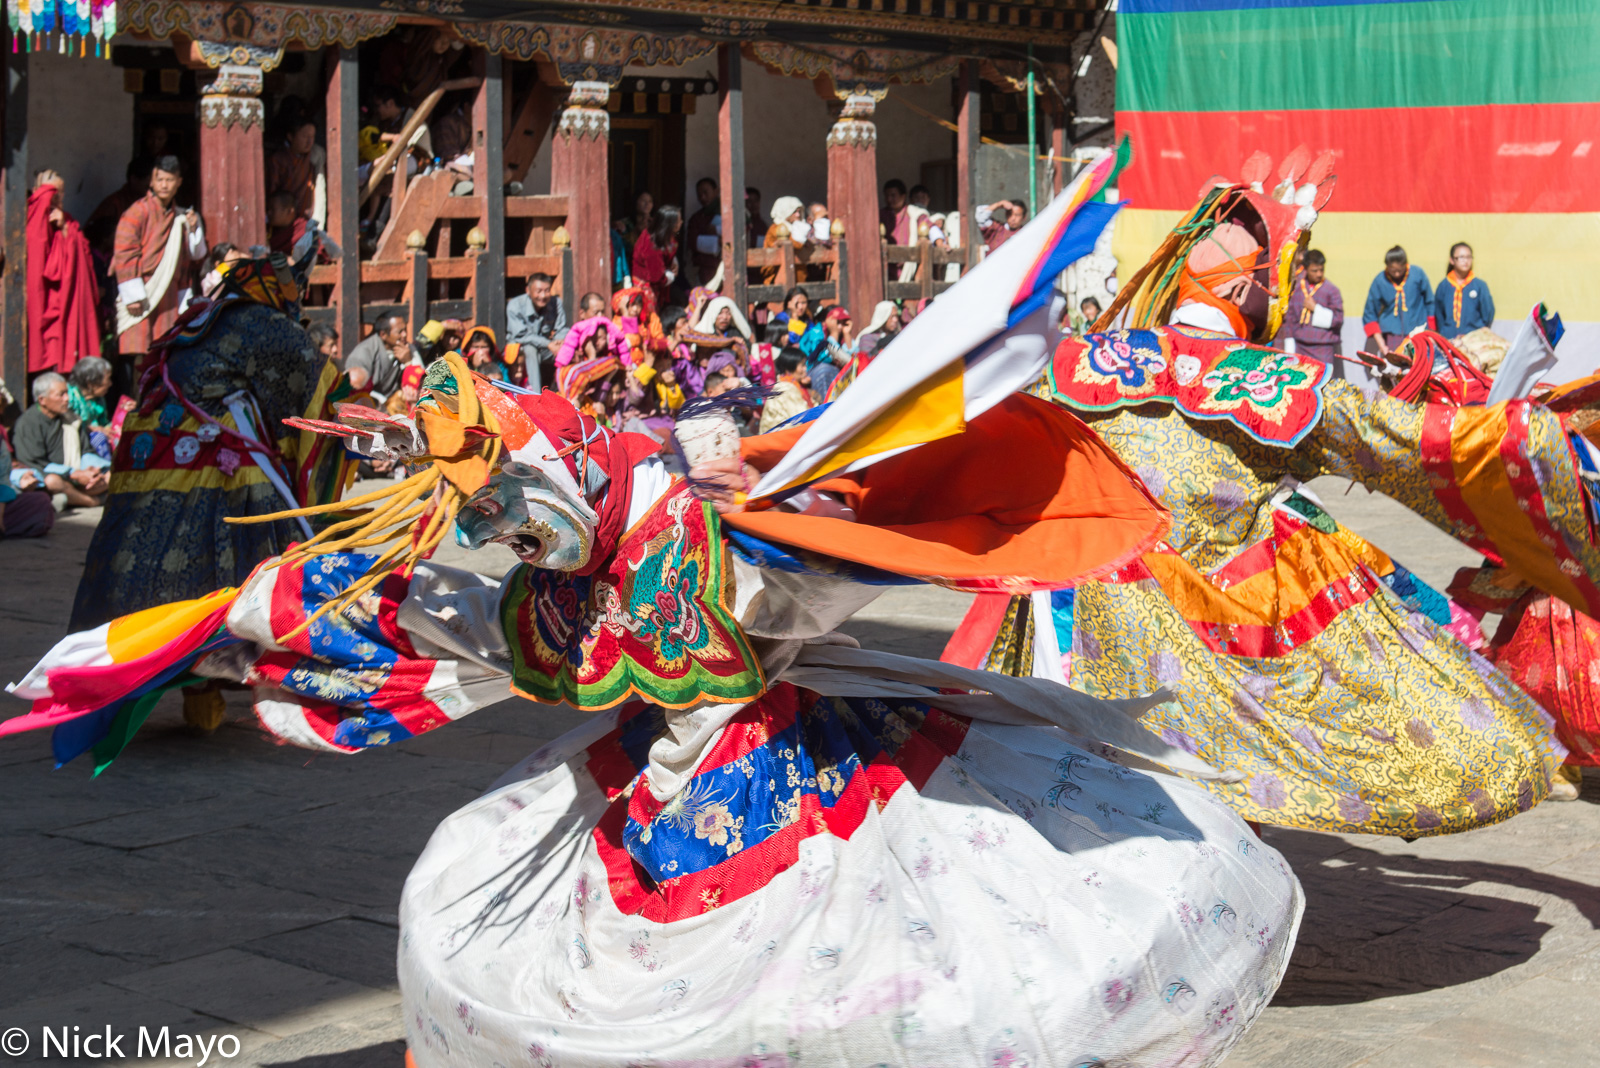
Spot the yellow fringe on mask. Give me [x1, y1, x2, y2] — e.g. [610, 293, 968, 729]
[1093, 188, 1229, 334]
[225, 353, 503, 641]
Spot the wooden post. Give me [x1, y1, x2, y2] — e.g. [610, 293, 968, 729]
[1049, 104, 1068, 198]
[717, 44, 748, 311]
[325, 46, 361, 347]
[549, 80, 611, 301]
[957, 60, 979, 269]
[474, 52, 507, 341]
[408, 249, 429, 338]
[504, 83, 559, 185]
[826, 91, 882, 317]
[1, 48, 27, 396]
[198, 63, 267, 250]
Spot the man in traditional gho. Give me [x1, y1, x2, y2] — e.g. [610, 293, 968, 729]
[878, 178, 928, 249]
[1273, 248, 1342, 362]
[112, 155, 206, 371]
[10, 169, 1306, 1067]
[1361, 244, 1434, 357]
[265, 118, 324, 224]
[957, 145, 1577, 839]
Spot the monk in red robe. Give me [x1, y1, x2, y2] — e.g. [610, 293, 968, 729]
[112, 155, 206, 362]
[26, 170, 102, 374]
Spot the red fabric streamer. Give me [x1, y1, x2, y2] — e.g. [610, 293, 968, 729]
[1492, 592, 1600, 766]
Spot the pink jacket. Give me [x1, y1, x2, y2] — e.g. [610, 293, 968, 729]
[556, 316, 631, 368]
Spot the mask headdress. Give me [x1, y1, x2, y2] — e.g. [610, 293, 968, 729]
[1095, 146, 1336, 343]
[228, 352, 504, 638]
[230, 353, 660, 640]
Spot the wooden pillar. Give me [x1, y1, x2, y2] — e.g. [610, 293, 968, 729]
[550, 80, 611, 301]
[198, 63, 267, 251]
[473, 51, 507, 341]
[717, 44, 748, 311]
[826, 92, 882, 317]
[957, 60, 979, 269]
[325, 46, 361, 347]
[1, 48, 27, 396]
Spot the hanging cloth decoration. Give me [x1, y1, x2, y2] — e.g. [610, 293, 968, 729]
[8, 0, 115, 56]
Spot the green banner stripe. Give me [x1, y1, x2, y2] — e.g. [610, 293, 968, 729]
[1120, 1, 1600, 112]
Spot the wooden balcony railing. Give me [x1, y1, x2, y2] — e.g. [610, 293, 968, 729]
[746, 240, 849, 308]
[302, 178, 572, 336]
[883, 241, 967, 303]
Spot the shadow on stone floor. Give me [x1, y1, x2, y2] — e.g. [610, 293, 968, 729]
[1267, 825, 1600, 1006]
[268, 1040, 406, 1067]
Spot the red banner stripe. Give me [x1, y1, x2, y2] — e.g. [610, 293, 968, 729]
[1118, 104, 1600, 214]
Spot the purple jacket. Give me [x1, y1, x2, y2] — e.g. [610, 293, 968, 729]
[1275, 278, 1344, 358]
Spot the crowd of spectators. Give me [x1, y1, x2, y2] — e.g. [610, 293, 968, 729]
[12, 76, 1515, 544]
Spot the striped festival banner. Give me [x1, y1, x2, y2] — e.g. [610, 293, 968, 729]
[1113, 0, 1600, 366]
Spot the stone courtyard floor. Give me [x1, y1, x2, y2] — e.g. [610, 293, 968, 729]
[1, 476, 1595, 1066]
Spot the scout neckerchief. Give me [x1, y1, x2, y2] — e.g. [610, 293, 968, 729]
[1445, 269, 1475, 328]
[1389, 266, 1410, 317]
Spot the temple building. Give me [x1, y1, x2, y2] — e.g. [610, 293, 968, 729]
[0, 0, 1117, 388]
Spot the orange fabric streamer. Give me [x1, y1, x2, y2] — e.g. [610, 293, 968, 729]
[729, 394, 1171, 592]
[1175, 268, 1252, 338]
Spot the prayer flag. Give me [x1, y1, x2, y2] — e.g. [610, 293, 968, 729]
[748, 152, 1125, 500]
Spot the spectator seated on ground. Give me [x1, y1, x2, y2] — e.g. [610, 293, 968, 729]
[458, 326, 507, 382]
[67, 356, 115, 460]
[344, 312, 409, 401]
[505, 271, 567, 370]
[306, 322, 341, 368]
[0, 431, 55, 539]
[11, 372, 108, 509]
[556, 314, 629, 369]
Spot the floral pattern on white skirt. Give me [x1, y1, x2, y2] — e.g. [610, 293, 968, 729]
[400, 688, 1303, 1067]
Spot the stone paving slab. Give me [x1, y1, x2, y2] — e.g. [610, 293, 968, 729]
[1, 483, 1596, 1067]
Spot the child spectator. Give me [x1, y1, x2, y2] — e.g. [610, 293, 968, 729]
[267, 191, 307, 257]
[459, 326, 506, 381]
[759, 347, 812, 432]
[611, 286, 668, 366]
[556, 313, 630, 368]
[747, 321, 785, 390]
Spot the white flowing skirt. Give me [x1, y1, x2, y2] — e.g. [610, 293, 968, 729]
[400, 695, 1303, 1067]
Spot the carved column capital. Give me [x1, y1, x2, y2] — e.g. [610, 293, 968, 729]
[826, 93, 877, 149]
[199, 62, 265, 131]
[557, 79, 612, 141]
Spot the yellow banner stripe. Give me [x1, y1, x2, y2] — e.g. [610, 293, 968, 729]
[1116, 208, 1600, 322]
